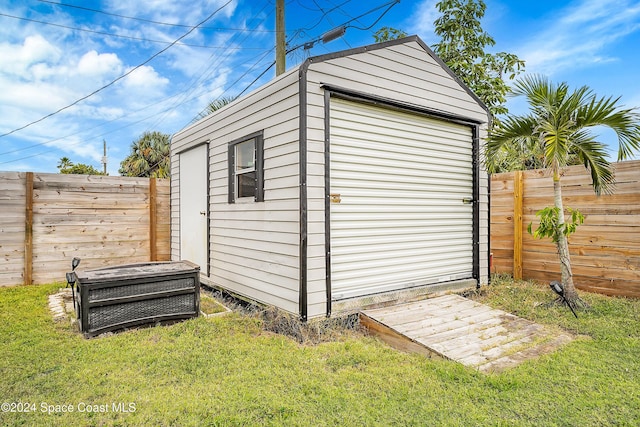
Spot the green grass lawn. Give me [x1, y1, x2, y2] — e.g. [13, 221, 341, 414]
[1, 277, 639, 426]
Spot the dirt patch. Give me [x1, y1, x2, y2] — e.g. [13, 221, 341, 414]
[48, 288, 75, 324]
[200, 292, 231, 317]
[202, 286, 363, 344]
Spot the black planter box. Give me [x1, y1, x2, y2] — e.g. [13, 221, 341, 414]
[73, 261, 200, 337]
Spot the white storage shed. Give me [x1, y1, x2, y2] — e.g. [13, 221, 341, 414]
[171, 36, 491, 320]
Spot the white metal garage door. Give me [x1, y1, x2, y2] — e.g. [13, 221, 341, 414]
[330, 98, 474, 300]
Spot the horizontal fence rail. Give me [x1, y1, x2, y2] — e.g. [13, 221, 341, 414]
[0, 172, 170, 286]
[490, 160, 640, 298]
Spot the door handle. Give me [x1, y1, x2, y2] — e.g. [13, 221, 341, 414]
[199, 211, 206, 215]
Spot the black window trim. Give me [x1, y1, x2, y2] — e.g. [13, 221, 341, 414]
[228, 131, 264, 203]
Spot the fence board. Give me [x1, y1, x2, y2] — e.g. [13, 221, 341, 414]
[0, 173, 26, 284]
[0, 172, 170, 286]
[25, 173, 34, 285]
[491, 160, 640, 298]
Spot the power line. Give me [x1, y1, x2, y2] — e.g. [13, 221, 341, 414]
[0, 53, 276, 167]
[0, 90, 186, 161]
[347, 0, 398, 31]
[139, 0, 401, 177]
[135, 57, 281, 179]
[0, 48, 275, 164]
[0, 13, 269, 50]
[148, 1, 275, 130]
[325, 0, 371, 34]
[0, 0, 234, 139]
[285, 0, 399, 53]
[0, 1, 275, 162]
[36, 0, 276, 32]
[1, 0, 399, 167]
[290, 0, 352, 35]
[189, 48, 276, 124]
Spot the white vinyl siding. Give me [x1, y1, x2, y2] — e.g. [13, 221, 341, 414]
[329, 98, 474, 299]
[171, 67, 301, 314]
[308, 43, 487, 123]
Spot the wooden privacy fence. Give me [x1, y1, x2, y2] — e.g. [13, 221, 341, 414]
[0, 172, 170, 286]
[491, 160, 640, 298]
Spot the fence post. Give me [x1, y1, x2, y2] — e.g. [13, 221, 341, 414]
[513, 170, 524, 279]
[24, 172, 34, 285]
[149, 177, 157, 262]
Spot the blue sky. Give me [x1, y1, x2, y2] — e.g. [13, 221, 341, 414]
[1, 0, 639, 174]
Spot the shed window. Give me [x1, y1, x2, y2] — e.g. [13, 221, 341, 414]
[228, 132, 264, 203]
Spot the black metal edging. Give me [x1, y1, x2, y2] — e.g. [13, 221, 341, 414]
[323, 90, 332, 318]
[321, 84, 484, 126]
[298, 60, 311, 321]
[205, 143, 211, 277]
[487, 172, 492, 284]
[472, 125, 481, 288]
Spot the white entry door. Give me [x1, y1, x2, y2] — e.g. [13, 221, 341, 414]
[179, 144, 208, 274]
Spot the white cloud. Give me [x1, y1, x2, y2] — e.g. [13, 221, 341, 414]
[0, 0, 247, 173]
[407, 0, 440, 43]
[104, 0, 238, 26]
[117, 65, 170, 109]
[623, 91, 640, 110]
[0, 79, 73, 113]
[0, 110, 104, 165]
[123, 65, 168, 88]
[516, 0, 640, 75]
[0, 40, 125, 117]
[0, 35, 61, 77]
[76, 50, 123, 77]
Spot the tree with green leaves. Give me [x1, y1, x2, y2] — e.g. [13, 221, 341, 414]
[57, 157, 73, 170]
[119, 131, 170, 178]
[374, 0, 524, 121]
[57, 157, 105, 175]
[486, 75, 640, 305]
[373, 27, 407, 43]
[432, 0, 524, 119]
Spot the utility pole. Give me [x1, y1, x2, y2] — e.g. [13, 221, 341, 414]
[275, 0, 285, 76]
[101, 139, 108, 175]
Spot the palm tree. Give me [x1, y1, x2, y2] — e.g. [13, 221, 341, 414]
[119, 131, 170, 178]
[57, 157, 73, 171]
[196, 96, 237, 120]
[486, 75, 640, 304]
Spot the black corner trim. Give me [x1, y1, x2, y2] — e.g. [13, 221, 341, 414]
[472, 125, 481, 286]
[298, 62, 309, 321]
[487, 172, 492, 285]
[323, 90, 332, 318]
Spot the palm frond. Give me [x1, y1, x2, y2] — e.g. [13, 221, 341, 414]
[570, 131, 615, 195]
[488, 74, 640, 190]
